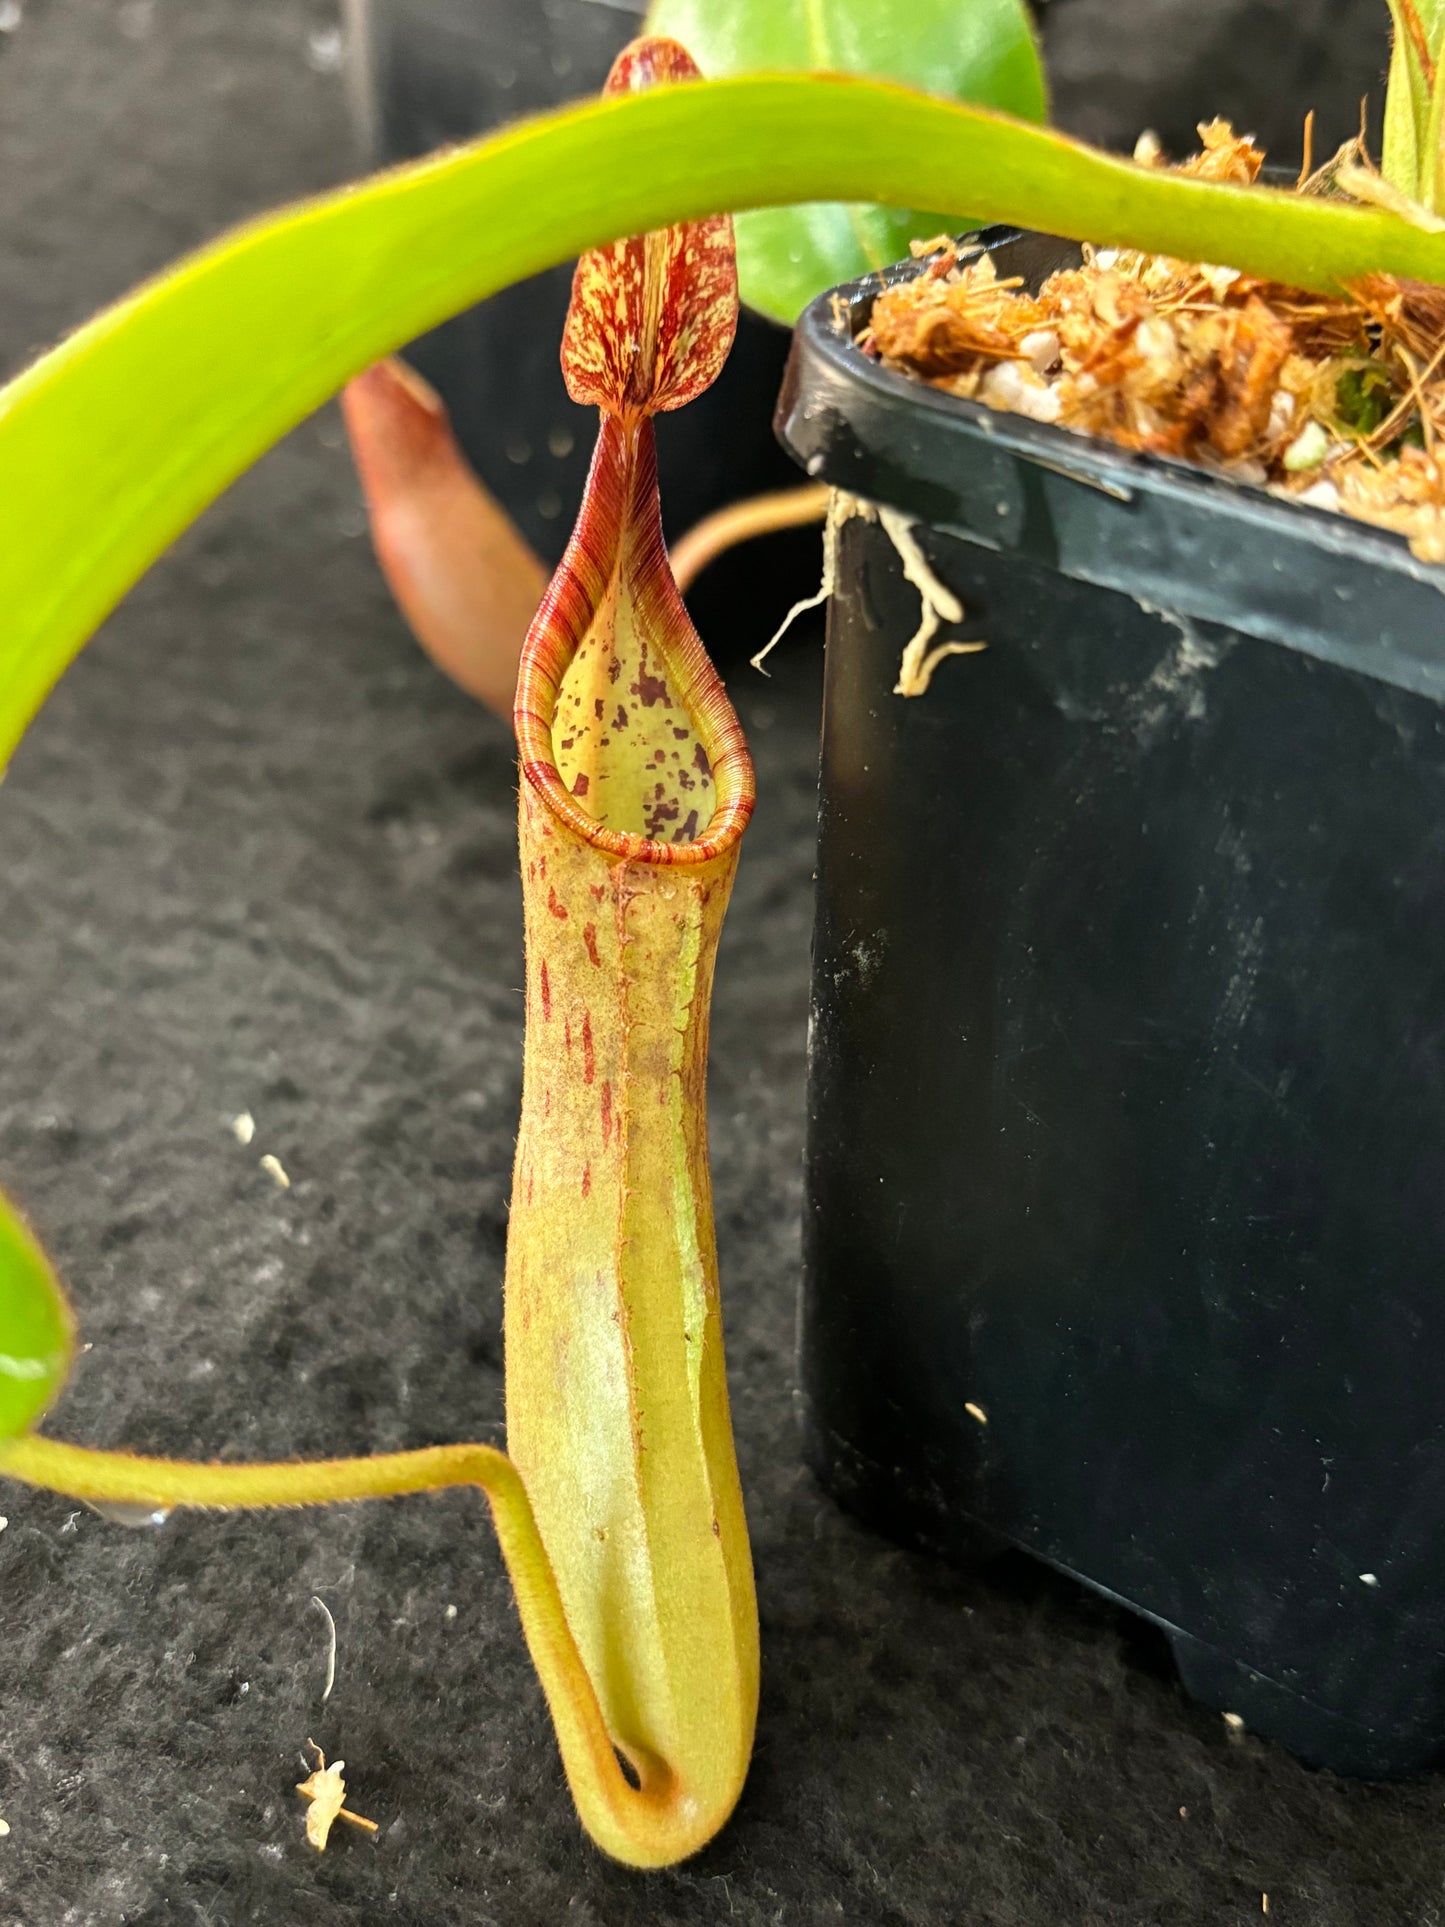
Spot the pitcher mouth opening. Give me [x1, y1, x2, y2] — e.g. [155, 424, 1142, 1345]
[516, 701, 754, 868]
[514, 415, 754, 868]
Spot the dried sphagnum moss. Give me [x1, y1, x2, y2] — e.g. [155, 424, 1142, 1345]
[862, 120, 1445, 563]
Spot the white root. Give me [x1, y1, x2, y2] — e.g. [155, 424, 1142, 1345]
[877, 506, 988, 697]
[752, 489, 985, 698]
[750, 490, 868, 674]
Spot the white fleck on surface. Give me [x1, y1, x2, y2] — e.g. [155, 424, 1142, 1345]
[444, 1603, 458, 1621]
[848, 935, 883, 987]
[305, 25, 344, 72]
[1222, 1711, 1246, 1732]
[232, 1111, 256, 1145]
[260, 1153, 291, 1190]
[312, 1595, 337, 1702]
[964, 1403, 989, 1425]
[0, 2, 22, 34]
[0, 1516, 7, 1532]
[0, 1815, 9, 1838]
[1127, 610, 1230, 742]
[1359, 1572, 1379, 1587]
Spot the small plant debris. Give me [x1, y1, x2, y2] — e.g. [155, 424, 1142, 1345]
[295, 1740, 377, 1850]
[259, 1152, 290, 1190]
[311, 1594, 337, 1701]
[862, 120, 1445, 562]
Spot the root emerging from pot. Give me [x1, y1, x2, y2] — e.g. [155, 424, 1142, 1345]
[752, 491, 986, 697]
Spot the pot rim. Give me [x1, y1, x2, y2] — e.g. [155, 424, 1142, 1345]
[775, 227, 1445, 702]
[801, 226, 1435, 556]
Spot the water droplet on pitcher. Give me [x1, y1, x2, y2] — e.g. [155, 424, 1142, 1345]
[87, 1500, 172, 1529]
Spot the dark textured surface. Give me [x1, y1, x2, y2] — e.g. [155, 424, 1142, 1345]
[1042, 0, 1392, 161]
[1, 3, 1443, 1924]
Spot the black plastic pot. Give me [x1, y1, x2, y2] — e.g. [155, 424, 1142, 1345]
[350, 0, 801, 597]
[777, 229, 1445, 1778]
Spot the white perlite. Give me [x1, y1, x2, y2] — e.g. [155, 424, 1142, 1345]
[753, 489, 985, 698]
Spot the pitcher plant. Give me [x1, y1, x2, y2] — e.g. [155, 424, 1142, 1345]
[0, 37, 757, 1869]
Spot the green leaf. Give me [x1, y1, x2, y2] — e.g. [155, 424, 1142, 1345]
[645, 0, 1047, 322]
[5, 75, 1445, 778]
[0, 1195, 74, 1441]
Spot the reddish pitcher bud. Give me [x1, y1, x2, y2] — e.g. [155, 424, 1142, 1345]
[561, 38, 739, 417]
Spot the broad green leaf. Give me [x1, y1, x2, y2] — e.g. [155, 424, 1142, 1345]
[0, 1196, 74, 1441]
[5, 76, 1445, 780]
[646, 0, 1047, 322]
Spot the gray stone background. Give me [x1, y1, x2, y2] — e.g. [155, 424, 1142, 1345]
[0, 3, 1438, 1925]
